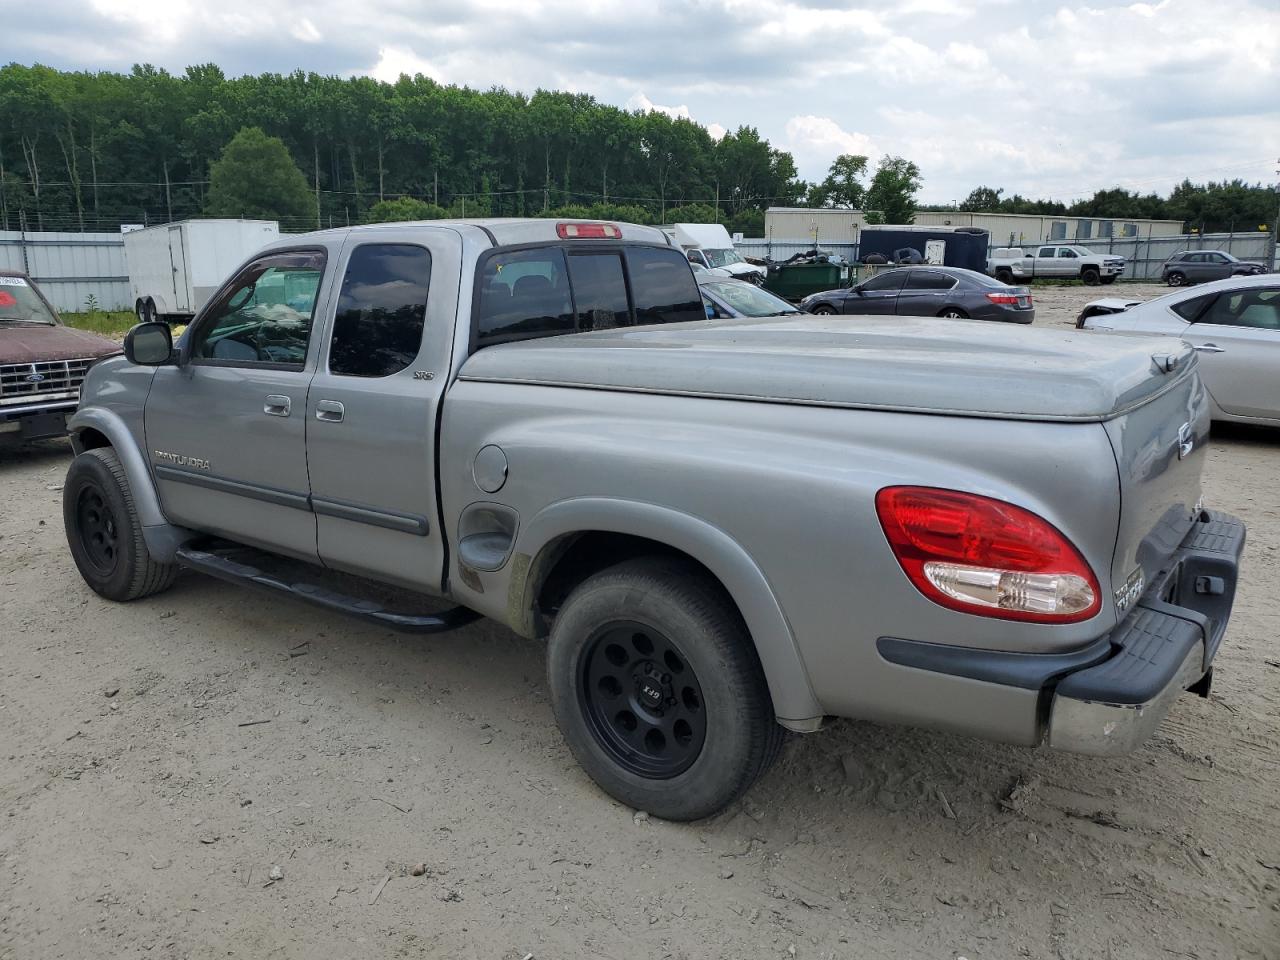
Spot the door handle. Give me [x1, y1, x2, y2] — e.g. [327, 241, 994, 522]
[1193, 344, 1226, 354]
[263, 395, 291, 417]
[315, 400, 345, 423]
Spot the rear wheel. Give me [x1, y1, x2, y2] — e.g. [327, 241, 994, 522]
[64, 447, 178, 602]
[134, 299, 148, 323]
[547, 557, 782, 821]
[1081, 267, 1101, 286]
[1167, 271, 1186, 287]
[938, 307, 968, 319]
[994, 268, 1015, 284]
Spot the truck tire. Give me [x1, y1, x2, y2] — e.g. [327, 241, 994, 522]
[64, 447, 178, 602]
[135, 299, 148, 323]
[547, 556, 783, 821]
[994, 268, 1015, 284]
[1081, 267, 1101, 286]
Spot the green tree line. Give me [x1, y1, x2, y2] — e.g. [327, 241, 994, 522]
[0, 62, 803, 234]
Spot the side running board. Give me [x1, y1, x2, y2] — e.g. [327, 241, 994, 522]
[174, 545, 481, 634]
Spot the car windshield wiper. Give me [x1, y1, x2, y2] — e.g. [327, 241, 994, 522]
[0, 317, 55, 325]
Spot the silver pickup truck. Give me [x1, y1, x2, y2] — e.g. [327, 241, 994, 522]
[989, 245, 1126, 285]
[62, 219, 1245, 820]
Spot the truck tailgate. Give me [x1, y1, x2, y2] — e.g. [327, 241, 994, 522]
[1101, 351, 1209, 605]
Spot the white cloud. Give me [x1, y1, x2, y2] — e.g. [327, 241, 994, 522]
[368, 46, 442, 84]
[626, 92, 691, 121]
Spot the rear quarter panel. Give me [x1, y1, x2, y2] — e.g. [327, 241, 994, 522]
[439, 382, 1126, 728]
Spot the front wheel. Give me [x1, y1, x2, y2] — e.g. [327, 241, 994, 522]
[1081, 267, 1101, 286]
[547, 557, 782, 821]
[809, 303, 837, 315]
[64, 447, 178, 601]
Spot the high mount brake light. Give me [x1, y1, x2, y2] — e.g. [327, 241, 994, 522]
[875, 486, 1100, 623]
[557, 222, 621, 239]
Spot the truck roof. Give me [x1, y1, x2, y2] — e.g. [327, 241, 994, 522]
[284, 218, 673, 249]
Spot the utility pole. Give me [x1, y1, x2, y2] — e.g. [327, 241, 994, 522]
[1272, 157, 1280, 273]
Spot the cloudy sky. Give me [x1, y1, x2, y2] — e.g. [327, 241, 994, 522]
[11, 0, 1280, 203]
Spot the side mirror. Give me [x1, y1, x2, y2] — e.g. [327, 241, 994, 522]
[123, 321, 174, 365]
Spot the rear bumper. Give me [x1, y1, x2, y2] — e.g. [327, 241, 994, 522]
[875, 510, 1245, 755]
[1048, 510, 1245, 755]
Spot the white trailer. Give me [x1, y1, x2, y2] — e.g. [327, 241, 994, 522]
[123, 219, 280, 322]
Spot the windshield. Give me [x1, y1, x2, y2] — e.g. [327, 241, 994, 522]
[0, 277, 58, 324]
[703, 248, 744, 268]
[704, 280, 799, 317]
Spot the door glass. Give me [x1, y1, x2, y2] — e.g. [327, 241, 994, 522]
[626, 246, 704, 326]
[1194, 289, 1280, 330]
[860, 271, 908, 292]
[1037, 247, 1055, 258]
[192, 252, 324, 367]
[568, 253, 631, 331]
[329, 244, 432, 377]
[476, 248, 574, 346]
[1058, 249, 1078, 258]
[906, 271, 956, 290]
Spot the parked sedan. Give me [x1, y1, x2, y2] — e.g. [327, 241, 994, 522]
[1161, 250, 1267, 286]
[1078, 274, 1280, 425]
[800, 266, 1034, 323]
[698, 275, 803, 318]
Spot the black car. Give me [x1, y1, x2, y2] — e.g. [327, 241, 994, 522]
[799, 266, 1035, 323]
[1161, 250, 1267, 286]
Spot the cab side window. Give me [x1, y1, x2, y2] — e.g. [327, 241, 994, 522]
[329, 244, 432, 378]
[1058, 248, 1078, 259]
[192, 252, 324, 368]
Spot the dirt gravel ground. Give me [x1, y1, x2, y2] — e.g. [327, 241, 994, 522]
[2, 282, 1277, 960]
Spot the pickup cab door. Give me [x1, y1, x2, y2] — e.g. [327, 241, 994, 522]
[304, 229, 462, 593]
[144, 249, 331, 561]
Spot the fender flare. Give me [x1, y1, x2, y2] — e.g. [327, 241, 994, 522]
[517, 497, 823, 727]
[67, 407, 191, 561]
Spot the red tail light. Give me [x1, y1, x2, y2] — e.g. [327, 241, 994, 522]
[986, 292, 1020, 305]
[875, 486, 1100, 623]
[557, 222, 621, 239]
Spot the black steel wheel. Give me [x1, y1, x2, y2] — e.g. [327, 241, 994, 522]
[579, 620, 708, 779]
[64, 447, 178, 601]
[548, 556, 783, 820]
[74, 482, 121, 577]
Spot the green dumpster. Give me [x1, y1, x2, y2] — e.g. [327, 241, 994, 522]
[762, 261, 846, 301]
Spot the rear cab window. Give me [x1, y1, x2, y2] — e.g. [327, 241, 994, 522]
[474, 243, 701, 349]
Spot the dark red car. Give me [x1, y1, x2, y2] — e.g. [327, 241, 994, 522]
[1, 271, 121, 441]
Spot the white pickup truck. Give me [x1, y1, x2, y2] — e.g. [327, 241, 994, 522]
[989, 245, 1126, 286]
